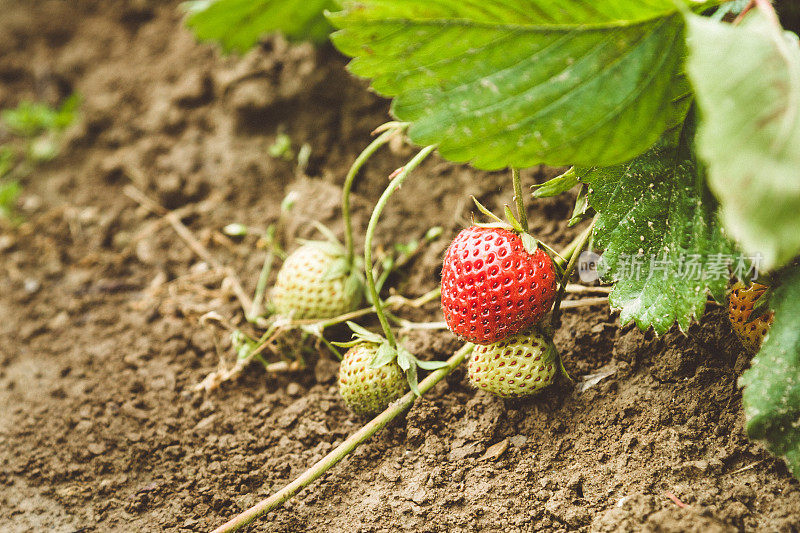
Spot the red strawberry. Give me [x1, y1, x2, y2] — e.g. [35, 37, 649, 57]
[729, 281, 774, 353]
[441, 226, 557, 344]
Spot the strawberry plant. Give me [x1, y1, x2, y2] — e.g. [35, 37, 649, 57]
[323, 0, 800, 480]
[187, 0, 800, 529]
[333, 143, 450, 400]
[0, 95, 80, 222]
[195, 124, 446, 392]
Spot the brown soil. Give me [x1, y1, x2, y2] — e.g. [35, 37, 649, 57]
[1, 1, 799, 532]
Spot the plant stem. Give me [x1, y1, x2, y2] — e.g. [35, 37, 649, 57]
[247, 247, 275, 322]
[315, 334, 344, 361]
[287, 286, 443, 332]
[551, 219, 595, 327]
[556, 232, 584, 268]
[385, 286, 442, 308]
[373, 226, 442, 295]
[211, 342, 474, 533]
[511, 167, 528, 232]
[364, 145, 436, 349]
[342, 126, 403, 269]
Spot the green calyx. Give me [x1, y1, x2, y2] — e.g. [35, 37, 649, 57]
[530, 167, 592, 227]
[333, 321, 448, 395]
[470, 195, 541, 256]
[469, 195, 571, 275]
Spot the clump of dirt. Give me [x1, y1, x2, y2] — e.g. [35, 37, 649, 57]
[1, 1, 799, 532]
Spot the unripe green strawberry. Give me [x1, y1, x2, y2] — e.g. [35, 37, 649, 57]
[468, 329, 558, 398]
[338, 342, 408, 416]
[271, 242, 361, 320]
[729, 281, 774, 353]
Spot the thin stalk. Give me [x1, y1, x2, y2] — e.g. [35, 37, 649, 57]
[511, 167, 528, 232]
[373, 226, 442, 296]
[211, 343, 474, 533]
[556, 232, 584, 269]
[374, 258, 394, 296]
[551, 219, 595, 327]
[315, 334, 344, 361]
[540, 225, 590, 272]
[385, 287, 441, 308]
[247, 248, 275, 322]
[241, 322, 281, 363]
[289, 286, 443, 331]
[387, 313, 449, 332]
[312, 307, 374, 330]
[364, 145, 437, 349]
[342, 127, 403, 268]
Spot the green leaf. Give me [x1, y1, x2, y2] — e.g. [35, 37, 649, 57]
[405, 365, 421, 396]
[311, 221, 344, 247]
[470, 195, 504, 224]
[0, 180, 21, 220]
[749, 288, 773, 322]
[685, 10, 800, 270]
[740, 266, 800, 479]
[369, 341, 397, 368]
[344, 271, 363, 303]
[53, 93, 81, 130]
[394, 239, 419, 256]
[330, 338, 361, 348]
[323, 257, 349, 280]
[532, 167, 579, 198]
[329, 0, 697, 170]
[231, 329, 258, 360]
[343, 321, 383, 344]
[0, 147, 16, 179]
[268, 133, 294, 160]
[2, 95, 80, 138]
[568, 184, 589, 227]
[415, 359, 449, 370]
[185, 0, 336, 53]
[424, 226, 444, 241]
[520, 232, 539, 255]
[395, 346, 412, 371]
[503, 205, 524, 232]
[583, 136, 738, 335]
[397, 346, 421, 395]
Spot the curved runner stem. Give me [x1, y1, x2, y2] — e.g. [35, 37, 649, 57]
[342, 124, 405, 268]
[364, 145, 436, 349]
[210, 342, 474, 533]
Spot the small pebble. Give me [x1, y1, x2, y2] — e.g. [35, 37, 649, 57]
[24, 278, 41, 294]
